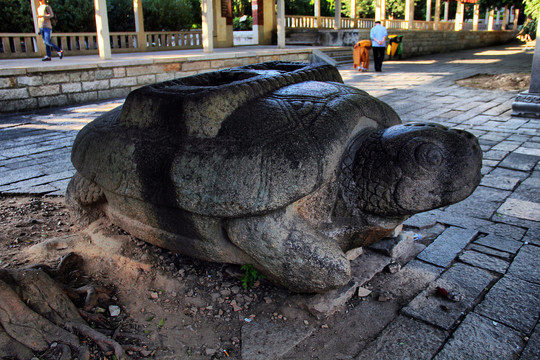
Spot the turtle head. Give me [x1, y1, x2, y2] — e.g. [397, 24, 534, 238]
[342, 122, 482, 216]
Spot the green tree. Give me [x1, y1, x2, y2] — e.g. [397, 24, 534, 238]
[0, 0, 34, 33]
[143, 0, 199, 31]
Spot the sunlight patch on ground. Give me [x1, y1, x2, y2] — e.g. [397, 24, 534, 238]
[447, 59, 501, 64]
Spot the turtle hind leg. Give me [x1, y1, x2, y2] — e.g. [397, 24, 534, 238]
[65, 172, 106, 226]
[226, 206, 351, 293]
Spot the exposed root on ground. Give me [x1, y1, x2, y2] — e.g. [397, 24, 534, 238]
[0, 253, 132, 360]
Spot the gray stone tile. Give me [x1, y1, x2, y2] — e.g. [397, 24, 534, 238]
[481, 167, 529, 191]
[512, 176, 540, 203]
[473, 234, 523, 254]
[507, 245, 540, 285]
[475, 275, 540, 333]
[417, 227, 478, 268]
[497, 198, 540, 222]
[458, 250, 509, 274]
[402, 263, 494, 330]
[469, 244, 512, 260]
[499, 152, 539, 172]
[521, 322, 540, 360]
[376, 260, 444, 301]
[434, 312, 525, 360]
[443, 186, 510, 220]
[0, 166, 46, 186]
[483, 149, 509, 161]
[523, 228, 539, 246]
[357, 315, 447, 360]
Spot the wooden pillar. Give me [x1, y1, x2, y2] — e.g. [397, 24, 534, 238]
[351, 0, 356, 19]
[513, 8, 520, 31]
[277, 0, 285, 48]
[405, 0, 414, 29]
[201, 0, 214, 52]
[434, 0, 441, 30]
[473, 3, 479, 31]
[426, 0, 432, 22]
[502, 6, 509, 30]
[334, 0, 341, 29]
[133, 0, 146, 51]
[454, 0, 463, 31]
[488, 9, 494, 31]
[253, 0, 275, 45]
[444, 1, 449, 22]
[94, 0, 111, 59]
[314, 0, 321, 27]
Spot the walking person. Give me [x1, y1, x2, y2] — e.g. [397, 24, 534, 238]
[37, 0, 64, 61]
[370, 21, 387, 72]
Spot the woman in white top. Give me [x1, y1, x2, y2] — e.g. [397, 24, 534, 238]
[37, 0, 63, 61]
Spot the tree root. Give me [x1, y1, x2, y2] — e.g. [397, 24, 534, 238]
[0, 253, 132, 360]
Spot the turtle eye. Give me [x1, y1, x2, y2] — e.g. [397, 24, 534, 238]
[415, 143, 443, 168]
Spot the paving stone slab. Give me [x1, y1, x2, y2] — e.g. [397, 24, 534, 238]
[469, 244, 512, 260]
[475, 275, 540, 334]
[442, 186, 510, 220]
[434, 312, 525, 360]
[476, 222, 527, 242]
[241, 319, 314, 360]
[458, 250, 509, 274]
[499, 152, 539, 172]
[350, 250, 392, 286]
[401, 263, 494, 330]
[473, 234, 523, 254]
[521, 322, 540, 360]
[376, 260, 444, 302]
[512, 176, 540, 203]
[497, 198, 540, 222]
[0, 166, 46, 186]
[523, 228, 539, 246]
[416, 227, 478, 268]
[481, 170, 525, 191]
[357, 315, 447, 360]
[506, 245, 540, 285]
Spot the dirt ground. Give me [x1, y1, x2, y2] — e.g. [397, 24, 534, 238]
[455, 72, 530, 91]
[0, 72, 529, 359]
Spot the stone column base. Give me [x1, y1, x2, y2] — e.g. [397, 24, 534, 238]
[512, 91, 540, 118]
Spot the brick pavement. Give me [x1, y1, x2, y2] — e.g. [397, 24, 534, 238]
[0, 43, 538, 359]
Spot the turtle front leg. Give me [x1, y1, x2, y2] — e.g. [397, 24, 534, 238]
[226, 205, 351, 293]
[65, 172, 106, 225]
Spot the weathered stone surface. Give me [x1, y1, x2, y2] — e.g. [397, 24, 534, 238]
[521, 322, 540, 360]
[499, 152, 539, 172]
[434, 313, 525, 360]
[67, 62, 483, 293]
[241, 319, 314, 360]
[506, 245, 540, 285]
[481, 167, 528, 190]
[469, 244, 512, 260]
[497, 198, 540, 221]
[475, 276, 540, 333]
[369, 231, 416, 260]
[402, 263, 494, 330]
[524, 227, 540, 246]
[458, 250, 509, 274]
[295, 280, 359, 319]
[379, 259, 443, 301]
[473, 234, 523, 254]
[357, 315, 447, 360]
[416, 227, 478, 268]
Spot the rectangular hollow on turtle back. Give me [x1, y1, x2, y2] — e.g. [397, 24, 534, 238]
[148, 62, 311, 90]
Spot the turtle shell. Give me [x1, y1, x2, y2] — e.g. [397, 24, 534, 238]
[71, 62, 401, 218]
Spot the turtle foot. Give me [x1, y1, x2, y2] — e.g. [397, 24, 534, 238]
[65, 172, 106, 226]
[226, 206, 351, 293]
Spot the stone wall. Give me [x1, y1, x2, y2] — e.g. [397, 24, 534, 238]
[318, 29, 518, 57]
[0, 50, 311, 114]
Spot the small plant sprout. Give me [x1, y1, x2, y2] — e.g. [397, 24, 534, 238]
[240, 264, 265, 289]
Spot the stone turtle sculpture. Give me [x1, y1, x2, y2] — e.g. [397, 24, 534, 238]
[67, 62, 482, 293]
